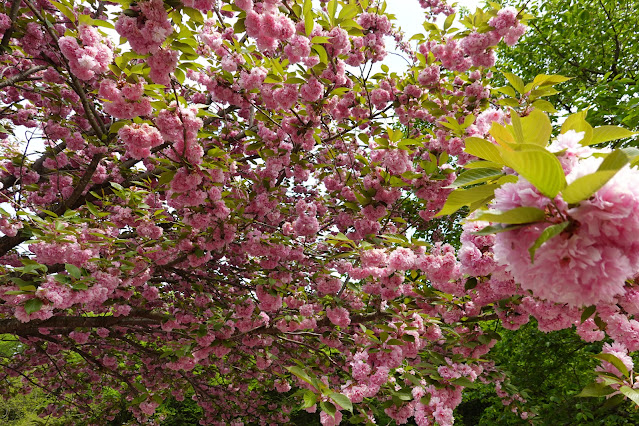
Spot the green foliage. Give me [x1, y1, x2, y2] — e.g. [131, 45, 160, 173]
[499, 0, 639, 131]
[458, 322, 639, 425]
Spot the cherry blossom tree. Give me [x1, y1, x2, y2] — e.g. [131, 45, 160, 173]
[0, 0, 637, 424]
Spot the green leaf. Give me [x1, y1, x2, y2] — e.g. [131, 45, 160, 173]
[561, 111, 593, 145]
[330, 393, 353, 412]
[620, 386, 639, 406]
[287, 366, 314, 386]
[586, 126, 636, 146]
[320, 401, 337, 417]
[451, 168, 503, 188]
[531, 99, 557, 113]
[577, 382, 615, 397]
[65, 264, 82, 279]
[302, 391, 317, 409]
[562, 150, 628, 204]
[443, 13, 455, 30]
[304, 10, 314, 36]
[464, 137, 505, 164]
[521, 109, 552, 146]
[581, 305, 596, 323]
[528, 221, 569, 262]
[435, 184, 500, 216]
[489, 122, 515, 147]
[503, 72, 525, 93]
[509, 112, 524, 144]
[593, 353, 630, 377]
[24, 299, 43, 314]
[474, 207, 546, 224]
[500, 149, 566, 198]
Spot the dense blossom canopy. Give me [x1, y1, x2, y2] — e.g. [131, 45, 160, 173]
[0, 0, 638, 425]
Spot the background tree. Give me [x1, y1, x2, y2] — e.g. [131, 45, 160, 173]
[498, 0, 639, 129]
[0, 0, 638, 425]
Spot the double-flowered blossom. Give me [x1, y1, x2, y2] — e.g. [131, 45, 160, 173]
[493, 154, 639, 307]
[58, 25, 113, 81]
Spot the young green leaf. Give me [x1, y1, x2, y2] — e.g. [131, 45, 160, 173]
[330, 393, 353, 412]
[521, 109, 552, 146]
[593, 353, 630, 377]
[562, 150, 628, 204]
[473, 206, 546, 224]
[576, 382, 615, 398]
[451, 168, 503, 188]
[435, 184, 500, 216]
[528, 221, 570, 262]
[464, 137, 505, 164]
[500, 149, 566, 198]
[586, 126, 636, 146]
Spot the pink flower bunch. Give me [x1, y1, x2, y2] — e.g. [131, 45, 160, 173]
[99, 80, 152, 119]
[284, 35, 311, 64]
[118, 123, 164, 159]
[30, 239, 97, 267]
[488, 7, 527, 46]
[0, 13, 11, 37]
[418, 0, 454, 18]
[239, 66, 267, 91]
[244, 4, 295, 52]
[423, 9, 525, 72]
[115, 0, 173, 55]
[147, 48, 179, 86]
[493, 158, 639, 307]
[156, 103, 204, 164]
[58, 25, 113, 81]
[326, 306, 351, 328]
[293, 200, 320, 237]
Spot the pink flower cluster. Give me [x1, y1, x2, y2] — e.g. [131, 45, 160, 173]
[493, 157, 639, 307]
[58, 25, 113, 81]
[147, 48, 179, 86]
[118, 123, 164, 159]
[421, 7, 525, 72]
[115, 0, 173, 55]
[99, 80, 152, 119]
[244, 2, 296, 52]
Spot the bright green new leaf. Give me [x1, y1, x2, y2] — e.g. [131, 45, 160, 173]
[435, 184, 500, 216]
[576, 382, 615, 398]
[528, 221, 569, 262]
[464, 137, 505, 164]
[521, 109, 552, 146]
[562, 150, 628, 204]
[620, 386, 639, 406]
[531, 99, 557, 113]
[586, 126, 636, 146]
[330, 393, 353, 412]
[593, 353, 630, 377]
[503, 72, 525, 93]
[302, 391, 316, 409]
[451, 168, 503, 188]
[509, 112, 524, 143]
[561, 110, 593, 145]
[463, 160, 503, 170]
[489, 122, 515, 147]
[500, 149, 566, 198]
[474, 206, 546, 224]
[472, 223, 527, 235]
[287, 366, 314, 386]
